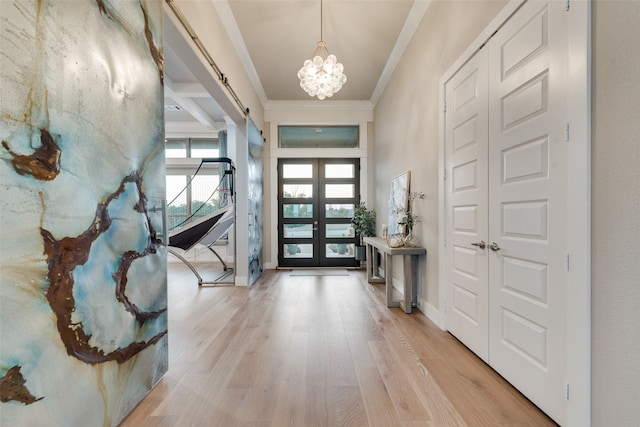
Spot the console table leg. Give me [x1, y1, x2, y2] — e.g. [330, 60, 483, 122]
[366, 243, 373, 282]
[362, 237, 424, 312]
[411, 254, 419, 309]
[398, 255, 409, 313]
[385, 253, 399, 308]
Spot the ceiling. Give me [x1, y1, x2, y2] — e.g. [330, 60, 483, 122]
[164, 0, 428, 137]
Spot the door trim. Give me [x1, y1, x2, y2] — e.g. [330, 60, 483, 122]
[437, 1, 591, 425]
[277, 158, 360, 268]
[265, 145, 373, 269]
[266, 119, 370, 271]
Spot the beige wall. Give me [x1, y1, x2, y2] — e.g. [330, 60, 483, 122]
[592, 1, 640, 424]
[373, 0, 507, 314]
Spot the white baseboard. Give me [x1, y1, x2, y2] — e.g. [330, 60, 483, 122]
[391, 280, 445, 330]
[234, 276, 248, 286]
[418, 298, 445, 330]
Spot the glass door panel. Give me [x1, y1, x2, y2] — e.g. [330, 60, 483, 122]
[283, 163, 313, 178]
[278, 159, 319, 266]
[325, 204, 355, 218]
[325, 223, 354, 238]
[325, 163, 355, 178]
[319, 158, 359, 267]
[283, 204, 313, 218]
[325, 184, 355, 198]
[325, 243, 355, 258]
[283, 224, 314, 238]
[283, 243, 313, 259]
[282, 184, 313, 198]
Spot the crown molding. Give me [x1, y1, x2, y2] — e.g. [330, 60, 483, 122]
[264, 100, 374, 123]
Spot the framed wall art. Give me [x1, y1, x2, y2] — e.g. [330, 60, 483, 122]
[388, 170, 410, 236]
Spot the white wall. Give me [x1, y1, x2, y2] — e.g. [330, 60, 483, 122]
[591, 1, 640, 424]
[373, 0, 507, 318]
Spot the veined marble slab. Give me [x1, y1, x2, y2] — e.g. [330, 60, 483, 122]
[0, 1, 167, 426]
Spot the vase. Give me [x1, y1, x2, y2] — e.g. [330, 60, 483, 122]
[386, 233, 404, 248]
[404, 230, 419, 247]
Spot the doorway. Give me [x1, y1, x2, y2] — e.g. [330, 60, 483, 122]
[278, 158, 360, 268]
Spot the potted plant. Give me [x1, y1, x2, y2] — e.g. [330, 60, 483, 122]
[351, 202, 376, 261]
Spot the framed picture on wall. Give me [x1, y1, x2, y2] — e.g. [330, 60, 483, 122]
[388, 170, 410, 236]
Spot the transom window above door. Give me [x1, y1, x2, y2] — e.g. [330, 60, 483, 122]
[278, 126, 358, 149]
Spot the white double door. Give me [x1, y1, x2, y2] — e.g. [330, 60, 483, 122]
[445, 1, 568, 423]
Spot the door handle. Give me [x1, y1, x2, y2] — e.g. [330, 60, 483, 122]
[150, 201, 167, 246]
[489, 242, 501, 252]
[471, 240, 486, 249]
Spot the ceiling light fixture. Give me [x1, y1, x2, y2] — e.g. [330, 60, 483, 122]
[297, 0, 346, 100]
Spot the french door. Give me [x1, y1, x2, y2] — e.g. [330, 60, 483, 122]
[278, 158, 360, 268]
[445, 0, 568, 423]
[445, 46, 490, 361]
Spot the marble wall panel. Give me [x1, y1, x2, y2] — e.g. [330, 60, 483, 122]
[0, 1, 167, 425]
[247, 120, 263, 285]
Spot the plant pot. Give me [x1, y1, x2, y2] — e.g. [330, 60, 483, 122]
[355, 245, 366, 261]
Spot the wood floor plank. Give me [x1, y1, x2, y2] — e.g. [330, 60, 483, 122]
[368, 339, 431, 422]
[371, 320, 461, 423]
[187, 388, 250, 427]
[333, 386, 368, 427]
[392, 308, 556, 426]
[120, 266, 557, 427]
[270, 331, 309, 426]
[345, 329, 402, 427]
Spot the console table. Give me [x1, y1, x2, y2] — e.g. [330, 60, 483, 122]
[363, 237, 426, 313]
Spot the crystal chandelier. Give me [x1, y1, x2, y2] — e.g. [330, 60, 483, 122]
[297, 0, 346, 100]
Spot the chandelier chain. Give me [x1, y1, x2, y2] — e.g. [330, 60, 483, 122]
[320, 0, 323, 41]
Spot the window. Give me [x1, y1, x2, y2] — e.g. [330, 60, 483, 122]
[165, 138, 223, 229]
[191, 139, 219, 157]
[165, 138, 219, 158]
[278, 126, 358, 148]
[166, 140, 187, 158]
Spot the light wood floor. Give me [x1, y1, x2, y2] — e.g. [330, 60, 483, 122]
[120, 265, 556, 427]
